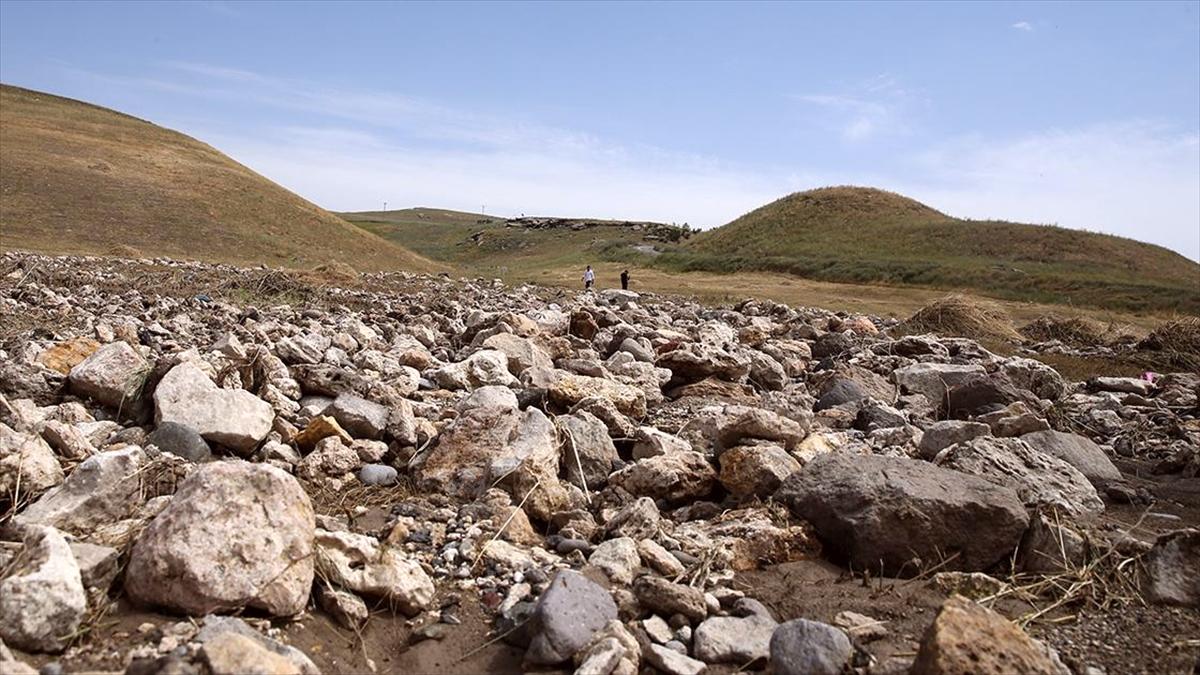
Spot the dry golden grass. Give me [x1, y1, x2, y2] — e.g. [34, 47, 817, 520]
[0, 84, 442, 274]
[899, 295, 1023, 342]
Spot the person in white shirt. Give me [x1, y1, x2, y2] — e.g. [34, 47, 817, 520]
[582, 265, 595, 290]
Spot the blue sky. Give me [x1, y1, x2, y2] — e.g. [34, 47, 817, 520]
[2, 1, 1198, 259]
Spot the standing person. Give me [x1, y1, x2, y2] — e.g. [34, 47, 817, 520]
[582, 265, 595, 290]
[620, 269, 629, 290]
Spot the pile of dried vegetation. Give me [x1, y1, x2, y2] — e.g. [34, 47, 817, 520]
[1138, 316, 1200, 371]
[899, 294, 1021, 342]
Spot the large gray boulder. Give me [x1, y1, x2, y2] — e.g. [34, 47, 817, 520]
[154, 362, 273, 454]
[1020, 430, 1121, 485]
[776, 453, 1028, 576]
[0, 525, 86, 653]
[936, 436, 1104, 518]
[126, 461, 315, 617]
[525, 569, 618, 665]
[68, 341, 149, 410]
[14, 446, 147, 536]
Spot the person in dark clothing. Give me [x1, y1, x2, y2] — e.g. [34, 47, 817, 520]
[620, 269, 629, 290]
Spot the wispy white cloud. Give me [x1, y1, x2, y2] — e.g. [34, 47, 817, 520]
[1012, 21, 1034, 32]
[793, 74, 917, 142]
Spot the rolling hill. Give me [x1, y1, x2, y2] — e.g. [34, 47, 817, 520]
[346, 188, 1198, 314]
[343, 208, 687, 276]
[0, 84, 439, 273]
[664, 186, 1199, 313]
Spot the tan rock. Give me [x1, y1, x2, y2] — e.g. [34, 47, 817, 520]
[911, 595, 1070, 675]
[37, 337, 100, 375]
[549, 372, 647, 418]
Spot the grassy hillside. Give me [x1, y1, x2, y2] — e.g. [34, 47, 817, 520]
[0, 84, 440, 273]
[665, 186, 1199, 313]
[343, 208, 678, 278]
[346, 206, 1186, 336]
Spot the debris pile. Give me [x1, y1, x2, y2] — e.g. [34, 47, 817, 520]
[0, 252, 1197, 674]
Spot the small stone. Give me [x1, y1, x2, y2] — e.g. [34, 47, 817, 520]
[68, 341, 149, 410]
[147, 422, 211, 463]
[316, 585, 368, 630]
[633, 576, 707, 623]
[645, 643, 706, 675]
[637, 538, 686, 577]
[1143, 528, 1199, 607]
[409, 624, 448, 643]
[694, 611, 777, 664]
[643, 615, 674, 644]
[329, 394, 389, 440]
[911, 595, 1070, 674]
[833, 611, 888, 642]
[154, 362, 273, 454]
[357, 464, 398, 486]
[293, 415, 353, 451]
[769, 619, 852, 675]
[200, 632, 300, 675]
[588, 537, 640, 585]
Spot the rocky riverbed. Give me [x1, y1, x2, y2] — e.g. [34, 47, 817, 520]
[1, 252, 1197, 675]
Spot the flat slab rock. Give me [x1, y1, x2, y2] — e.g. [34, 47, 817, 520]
[153, 361, 273, 454]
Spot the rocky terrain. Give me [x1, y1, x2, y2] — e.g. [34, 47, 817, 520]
[0, 251, 1197, 675]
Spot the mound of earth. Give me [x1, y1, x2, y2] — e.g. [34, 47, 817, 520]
[678, 186, 1200, 314]
[0, 84, 439, 273]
